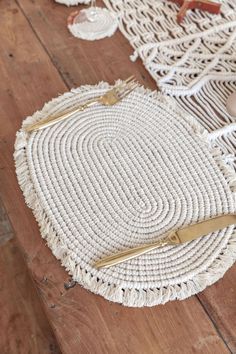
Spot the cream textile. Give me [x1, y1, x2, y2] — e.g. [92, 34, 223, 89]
[103, 0, 236, 95]
[14, 83, 236, 306]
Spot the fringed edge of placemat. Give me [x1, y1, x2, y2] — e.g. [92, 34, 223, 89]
[14, 82, 236, 307]
[55, 0, 90, 6]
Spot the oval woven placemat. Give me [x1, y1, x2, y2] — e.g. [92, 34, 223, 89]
[14, 83, 236, 307]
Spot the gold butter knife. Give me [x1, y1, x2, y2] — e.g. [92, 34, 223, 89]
[94, 214, 236, 269]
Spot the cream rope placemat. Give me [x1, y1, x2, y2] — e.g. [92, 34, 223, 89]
[14, 83, 236, 307]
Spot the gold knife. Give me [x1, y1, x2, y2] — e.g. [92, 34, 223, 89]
[94, 214, 236, 269]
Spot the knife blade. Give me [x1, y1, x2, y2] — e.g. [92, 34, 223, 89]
[94, 214, 236, 269]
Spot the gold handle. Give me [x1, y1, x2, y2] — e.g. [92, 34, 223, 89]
[94, 233, 179, 269]
[25, 98, 99, 132]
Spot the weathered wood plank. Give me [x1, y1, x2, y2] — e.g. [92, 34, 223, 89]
[0, 197, 13, 246]
[0, 0, 234, 353]
[0, 200, 61, 354]
[197, 267, 236, 354]
[16, 0, 156, 89]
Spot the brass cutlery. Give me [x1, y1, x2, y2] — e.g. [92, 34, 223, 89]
[25, 76, 138, 132]
[94, 214, 236, 269]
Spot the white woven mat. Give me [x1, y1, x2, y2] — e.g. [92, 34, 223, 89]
[103, 0, 236, 96]
[14, 83, 236, 307]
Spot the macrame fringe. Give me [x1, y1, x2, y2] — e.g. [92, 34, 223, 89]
[103, 0, 236, 95]
[14, 83, 236, 307]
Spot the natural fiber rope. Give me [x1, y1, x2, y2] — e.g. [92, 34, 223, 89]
[102, 0, 236, 169]
[103, 0, 236, 95]
[14, 83, 236, 306]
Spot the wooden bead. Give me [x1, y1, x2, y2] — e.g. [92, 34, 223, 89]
[226, 92, 236, 117]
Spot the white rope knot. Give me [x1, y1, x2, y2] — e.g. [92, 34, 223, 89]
[208, 123, 236, 141]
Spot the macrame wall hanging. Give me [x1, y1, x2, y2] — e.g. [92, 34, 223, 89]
[103, 0, 236, 93]
[103, 0, 236, 159]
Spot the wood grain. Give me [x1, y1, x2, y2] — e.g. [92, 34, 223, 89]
[0, 0, 235, 353]
[0, 198, 13, 246]
[16, 0, 157, 89]
[198, 267, 236, 353]
[0, 199, 61, 354]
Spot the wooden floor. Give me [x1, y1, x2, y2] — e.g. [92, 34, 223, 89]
[0, 0, 236, 353]
[0, 199, 61, 354]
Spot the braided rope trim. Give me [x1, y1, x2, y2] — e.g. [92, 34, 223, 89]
[14, 82, 236, 307]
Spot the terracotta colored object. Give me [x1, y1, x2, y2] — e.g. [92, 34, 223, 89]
[67, 10, 82, 25]
[226, 92, 236, 117]
[170, 0, 221, 23]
